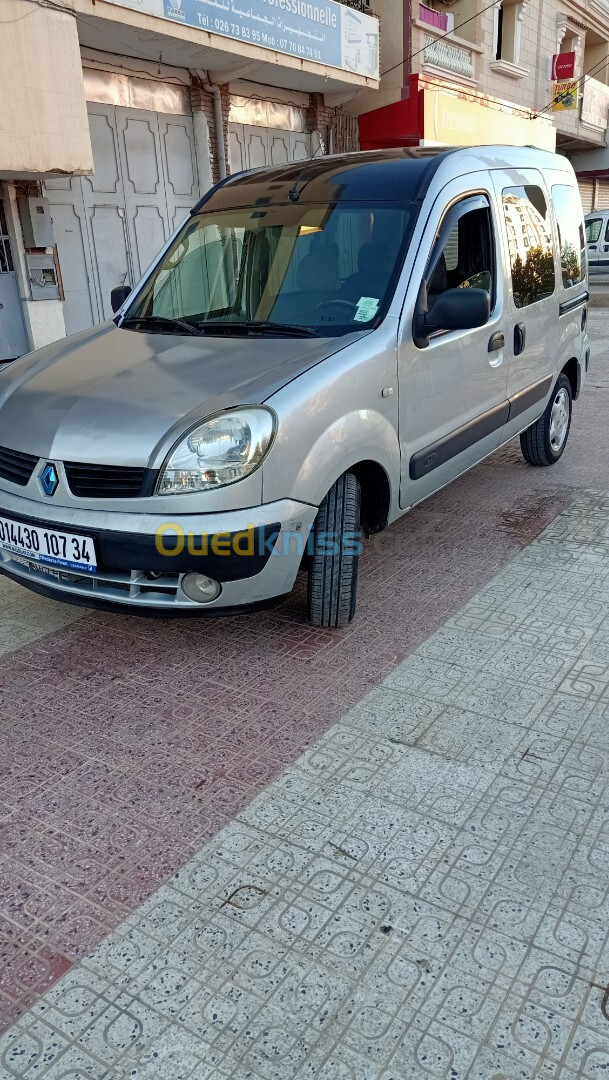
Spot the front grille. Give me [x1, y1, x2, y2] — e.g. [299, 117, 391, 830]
[0, 445, 39, 487]
[0, 551, 183, 606]
[64, 462, 156, 499]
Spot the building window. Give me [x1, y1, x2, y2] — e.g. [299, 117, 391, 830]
[502, 186, 555, 307]
[494, 1, 523, 64]
[583, 31, 608, 86]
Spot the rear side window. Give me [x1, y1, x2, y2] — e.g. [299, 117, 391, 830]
[502, 186, 555, 308]
[552, 184, 586, 288]
[586, 217, 602, 243]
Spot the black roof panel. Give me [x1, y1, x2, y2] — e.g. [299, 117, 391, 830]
[192, 148, 457, 211]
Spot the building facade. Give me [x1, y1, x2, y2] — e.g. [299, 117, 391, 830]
[4, 0, 609, 363]
[0, 0, 379, 359]
[356, 0, 609, 212]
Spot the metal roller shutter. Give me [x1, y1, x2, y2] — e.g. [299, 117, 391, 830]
[595, 180, 609, 210]
[578, 179, 594, 214]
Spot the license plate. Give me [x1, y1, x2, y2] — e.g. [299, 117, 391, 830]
[0, 515, 97, 573]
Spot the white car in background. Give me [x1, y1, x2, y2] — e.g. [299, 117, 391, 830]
[585, 209, 609, 273]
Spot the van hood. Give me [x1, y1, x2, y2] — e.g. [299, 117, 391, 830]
[0, 322, 360, 468]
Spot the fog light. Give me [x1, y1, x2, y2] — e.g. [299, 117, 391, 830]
[181, 572, 221, 604]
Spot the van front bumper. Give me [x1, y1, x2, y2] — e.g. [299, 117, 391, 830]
[0, 488, 316, 613]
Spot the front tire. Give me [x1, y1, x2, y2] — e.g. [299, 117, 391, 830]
[520, 373, 572, 467]
[307, 472, 361, 628]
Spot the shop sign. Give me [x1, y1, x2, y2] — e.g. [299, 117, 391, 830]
[552, 81, 578, 111]
[550, 51, 575, 80]
[581, 78, 609, 128]
[422, 87, 556, 151]
[106, 0, 379, 78]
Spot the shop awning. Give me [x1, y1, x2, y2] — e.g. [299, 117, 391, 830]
[359, 76, 556, 154]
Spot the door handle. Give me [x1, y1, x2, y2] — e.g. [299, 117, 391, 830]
[488, 332, 504, 352]
[514, 322, 526, 356]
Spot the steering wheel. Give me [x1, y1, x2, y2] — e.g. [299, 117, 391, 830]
[316, 299, 358, 318]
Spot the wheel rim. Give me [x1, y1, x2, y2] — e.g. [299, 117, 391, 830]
[549, 388, 569, 453]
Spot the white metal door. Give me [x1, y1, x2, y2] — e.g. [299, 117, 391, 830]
[0, 201, 28, 361]
[228, 123, 311, 172]
[46, 102, 198, 335]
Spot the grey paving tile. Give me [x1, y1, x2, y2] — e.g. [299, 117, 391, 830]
[0, 1021, 71, 1078]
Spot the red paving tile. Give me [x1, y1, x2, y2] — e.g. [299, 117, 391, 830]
[0, 314, 607, 1030]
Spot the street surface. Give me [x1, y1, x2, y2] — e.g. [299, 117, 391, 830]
[0, 311, 608, 1077]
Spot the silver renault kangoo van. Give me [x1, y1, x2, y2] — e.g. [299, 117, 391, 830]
[0, 146, 589, 625]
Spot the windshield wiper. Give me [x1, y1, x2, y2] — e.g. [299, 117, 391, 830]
[120, 315, 200, 337]
[195, 320, 318, 338]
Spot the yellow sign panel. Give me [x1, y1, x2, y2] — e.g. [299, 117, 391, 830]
[422, 87, 556, 152]
[552, 81, 578, 111]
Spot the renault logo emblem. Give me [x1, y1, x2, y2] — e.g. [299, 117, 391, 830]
[40, 463, 59, 497]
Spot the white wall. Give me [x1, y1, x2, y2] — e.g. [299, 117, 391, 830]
[2, 184, 67, 354]
[0, 1, 93, 178]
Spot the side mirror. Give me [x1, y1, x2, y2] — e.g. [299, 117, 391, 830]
[427, 287, 490, 333]
[111, 284, 132, 313]
[414, 287, 490, 347]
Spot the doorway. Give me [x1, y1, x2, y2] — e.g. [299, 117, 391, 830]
[0, 199, 28, 362]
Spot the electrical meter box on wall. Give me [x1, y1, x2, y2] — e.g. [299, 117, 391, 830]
[25, 254, 59, 301]
[17, 197, 54, 249]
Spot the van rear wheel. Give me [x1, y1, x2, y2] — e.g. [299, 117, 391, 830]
[520, 373, 572, 467]
[307, 472, 361, 628]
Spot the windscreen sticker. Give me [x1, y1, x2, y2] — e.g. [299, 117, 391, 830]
[354, 296, 380, 322]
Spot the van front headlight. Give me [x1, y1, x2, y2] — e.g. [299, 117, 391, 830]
[157, 407, 275, 495]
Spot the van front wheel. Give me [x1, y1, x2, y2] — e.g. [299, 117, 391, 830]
[307, 472, 361, 628]
[520, 373, 572, 467]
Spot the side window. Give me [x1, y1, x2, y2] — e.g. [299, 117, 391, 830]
[586, 217, 602, 243]
[502, 185, 555, 308]
[605, 219, 609, 243]
[442, 224, 460, 273]
[552, 184, 586, 288]
[427, 199, 495, 311]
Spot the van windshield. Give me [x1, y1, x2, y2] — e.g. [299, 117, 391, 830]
[123, 202, 415, 337]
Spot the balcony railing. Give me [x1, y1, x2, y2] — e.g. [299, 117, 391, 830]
[423, 30, 475, 79]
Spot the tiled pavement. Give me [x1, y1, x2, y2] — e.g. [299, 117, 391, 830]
[4, 495, 609, 1077]
[0, 312, 608, 1076]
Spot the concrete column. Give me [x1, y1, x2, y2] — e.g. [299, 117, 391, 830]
[191, 82, 231, 190]
[2, 182, 66, 355]
[191, 97, 214, 197]
[308, 93, 333, 155]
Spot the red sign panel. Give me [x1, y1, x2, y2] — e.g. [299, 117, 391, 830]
[551, 52, 576, 80]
